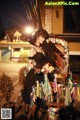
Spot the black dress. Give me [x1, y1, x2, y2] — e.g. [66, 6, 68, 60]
[22, 41, 65, 104]
[21, 52, 48, 104]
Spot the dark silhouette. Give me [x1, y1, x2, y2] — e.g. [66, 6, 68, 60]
[0, 20, 5, 40]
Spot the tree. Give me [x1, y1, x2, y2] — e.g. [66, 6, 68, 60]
[0, 73, 14, 103]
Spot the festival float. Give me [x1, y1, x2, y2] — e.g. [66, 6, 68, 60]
[27, 35, 70, 120]
[21, 0, 80, 119]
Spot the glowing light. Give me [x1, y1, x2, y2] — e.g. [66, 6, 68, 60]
[25, 26, 34, 34]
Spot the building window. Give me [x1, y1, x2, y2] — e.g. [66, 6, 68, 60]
[14, 48, 20, 51]
[64, 3, 80, 33]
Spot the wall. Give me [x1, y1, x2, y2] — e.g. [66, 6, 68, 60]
[69, 42, 80, 55]
[52, 6, 63, 34]
[45, 6, 63, 34]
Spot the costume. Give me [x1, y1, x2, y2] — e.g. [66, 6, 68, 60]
[21, 52, 49, 104]
[40, 41, 65, 72]
[21, 68, 44, 104]
[22, 29, 68, 106]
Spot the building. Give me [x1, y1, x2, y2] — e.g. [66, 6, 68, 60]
[43, 1, 80, 81]
[0, 41, 31, 62]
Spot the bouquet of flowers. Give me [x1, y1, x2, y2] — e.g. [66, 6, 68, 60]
[41, 63, 54, 73]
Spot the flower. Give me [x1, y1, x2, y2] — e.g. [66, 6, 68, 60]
[41, 63, 54, 73]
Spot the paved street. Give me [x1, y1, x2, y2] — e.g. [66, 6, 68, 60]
[0, 62, 27, 82]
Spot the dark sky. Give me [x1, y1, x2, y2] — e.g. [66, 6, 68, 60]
[0, 0, 80, 32]
[0, 0, 34, 29]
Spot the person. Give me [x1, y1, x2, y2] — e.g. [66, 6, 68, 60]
[21, 29, 52, 119]
[21, 29, 65, 119]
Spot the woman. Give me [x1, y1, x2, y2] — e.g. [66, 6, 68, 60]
[21, 29, 65, 119]
[21, 29, 52, 119]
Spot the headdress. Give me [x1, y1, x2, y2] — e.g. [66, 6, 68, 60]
[33, 29, 49, 40]
[28, 29, 49, 45]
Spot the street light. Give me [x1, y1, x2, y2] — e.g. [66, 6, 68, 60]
[25, 26, 34, 35]
[24, 25, 36, 42]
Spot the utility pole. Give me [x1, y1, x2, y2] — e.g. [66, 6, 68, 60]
[36, 0, 42, 29]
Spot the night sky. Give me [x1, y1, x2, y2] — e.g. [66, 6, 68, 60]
[0, 0, 34, 29]
[0, 0, 80, 32]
